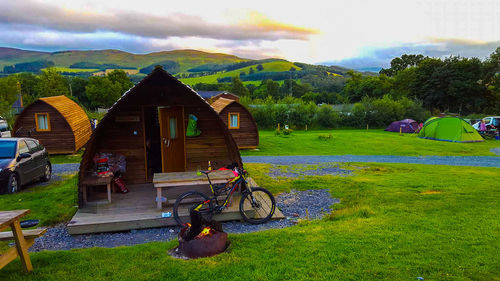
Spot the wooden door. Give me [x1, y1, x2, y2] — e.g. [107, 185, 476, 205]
[159, 106, 186, 172]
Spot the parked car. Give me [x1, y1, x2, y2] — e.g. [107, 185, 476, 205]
[472, 116, 500, 131]
[0, 117, 11, 138]
[0, 138, 51, 194]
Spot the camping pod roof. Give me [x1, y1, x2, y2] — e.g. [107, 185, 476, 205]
[211, 97, 237, 114]
[14, 95, 91, 150]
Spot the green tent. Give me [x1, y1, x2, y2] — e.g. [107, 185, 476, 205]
[418, 116, 484, 142]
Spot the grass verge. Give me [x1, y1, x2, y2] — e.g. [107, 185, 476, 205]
[241, 129, 500, 156]
[1, 163, 499, 280]
[0, 175, 78, 226]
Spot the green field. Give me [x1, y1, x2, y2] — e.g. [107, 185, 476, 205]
[46, 67, 98, 73]
[1, 163, 498, 280]
[180, 60, 300, 84]
[241, 130, 500, 156]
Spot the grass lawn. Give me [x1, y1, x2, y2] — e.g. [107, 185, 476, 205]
[0, 175, 78, 226]
[1, 163, 498, 280]
[49, 151, 83, 164]
[241, 129, 500, 157]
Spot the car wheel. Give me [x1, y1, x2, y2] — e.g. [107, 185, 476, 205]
[41, 162, 51, 182]
[7, 173, 19, 194]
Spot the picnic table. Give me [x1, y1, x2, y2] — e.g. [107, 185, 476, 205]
[0, 210, 46, 272]
[153, 170, 235, 209]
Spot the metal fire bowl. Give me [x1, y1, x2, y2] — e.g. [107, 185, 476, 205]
[178, 231, 228, 259]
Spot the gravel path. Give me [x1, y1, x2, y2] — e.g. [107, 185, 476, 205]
[30, 189, 337, 251]
[243, 155, 500, 168]
[491, 148, 500, 156]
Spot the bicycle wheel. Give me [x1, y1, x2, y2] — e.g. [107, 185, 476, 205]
[239, 187, 276, 224]
[173, 191, 214, 226]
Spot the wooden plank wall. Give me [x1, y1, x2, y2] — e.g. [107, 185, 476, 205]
[88, 83, 236, 185]
[220, 103, 259, 149]
[13, 103, 75, 154]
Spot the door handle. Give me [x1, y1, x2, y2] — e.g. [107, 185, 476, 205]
[163, 138, 171, 147]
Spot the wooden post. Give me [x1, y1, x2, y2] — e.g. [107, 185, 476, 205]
[305, 124, 308, 131]
[366, 124, 369, 130]
[399, 126, 402, 136]
[277, 123, 280, 132]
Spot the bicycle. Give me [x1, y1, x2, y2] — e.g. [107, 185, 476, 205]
[173, 166, 276, 225]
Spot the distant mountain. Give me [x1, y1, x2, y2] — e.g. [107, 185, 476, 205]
[355, 67, 382, 73]
[0, 47, 247, 72]
[0, 47, 368, 86]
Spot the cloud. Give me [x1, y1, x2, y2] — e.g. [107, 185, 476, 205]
[324, 40, 500, 69]
[0, 0, 316, 41]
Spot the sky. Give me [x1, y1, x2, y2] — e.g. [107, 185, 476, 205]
[0, 0, 498, 69]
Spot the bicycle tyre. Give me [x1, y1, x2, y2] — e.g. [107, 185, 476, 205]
[173, 191, 214, 226]
[239, 187, 276, 224]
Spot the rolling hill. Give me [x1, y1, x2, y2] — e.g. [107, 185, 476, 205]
[0, 47, 247, 72]
[0, 47, 373, 87]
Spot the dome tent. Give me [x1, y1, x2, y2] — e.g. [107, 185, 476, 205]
[418, 116, 483, 142]
[385, 119, 419, 133]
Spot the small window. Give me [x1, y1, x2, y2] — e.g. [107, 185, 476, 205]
[169, 117, 177, 139]
[35, 113, 51, 131]
[18, 140, 29, 154]
[228, 113, 239, 129]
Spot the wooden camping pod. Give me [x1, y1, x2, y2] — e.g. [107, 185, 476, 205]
[210, 97, 259, 149]
[13, 95, 91, 154]
[78, 67, 242, 206]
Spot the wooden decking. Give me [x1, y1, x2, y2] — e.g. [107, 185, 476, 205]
[67, 180, 283, 235]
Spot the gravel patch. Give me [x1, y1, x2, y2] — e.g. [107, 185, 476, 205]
[243, 155, 500, 168]
[268, 163, 352, 178]
[30, 189, 338, 252]
[491, 148, 500, 156]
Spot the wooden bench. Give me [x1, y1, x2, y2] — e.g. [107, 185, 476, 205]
[0, 210, 47, 272]
[0, 228, 47, 271]
[81, 175, 114, 204]
[153, 170, 235, 209]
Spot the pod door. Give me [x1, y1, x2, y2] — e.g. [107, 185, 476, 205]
[159, 106, 186, 172]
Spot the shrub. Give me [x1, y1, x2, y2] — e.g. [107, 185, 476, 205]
[318, 133, 333, 140]
[315, 104, 341, 128]
[282, 128, 293, 135]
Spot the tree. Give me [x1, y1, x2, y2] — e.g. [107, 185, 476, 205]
[256, 64, 264, 71]
[264, 79, 281, 99]
[482, 47, 500, 113]
[249, 67, 255, 74]
[70, 77, 90, 107]
[85, 76, 121, 109]
[35, 68, 68, 97]
[107, 70, 133, 94]
[380, 54, 426, 76]
[16, 72, 39, 106]
[230, 76, 249, 97]
[0, 75, 20, 124]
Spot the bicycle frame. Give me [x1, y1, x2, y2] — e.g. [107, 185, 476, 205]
[203, 169, 251, 212]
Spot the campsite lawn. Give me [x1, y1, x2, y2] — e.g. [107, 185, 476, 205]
[240, 129, 500, 156]
[0, 175, 78, 226]
[49, 150, 83, 164]
[1, 163, 499, 280]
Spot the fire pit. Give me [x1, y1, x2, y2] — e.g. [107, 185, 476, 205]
[169, 210, 229, 259]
